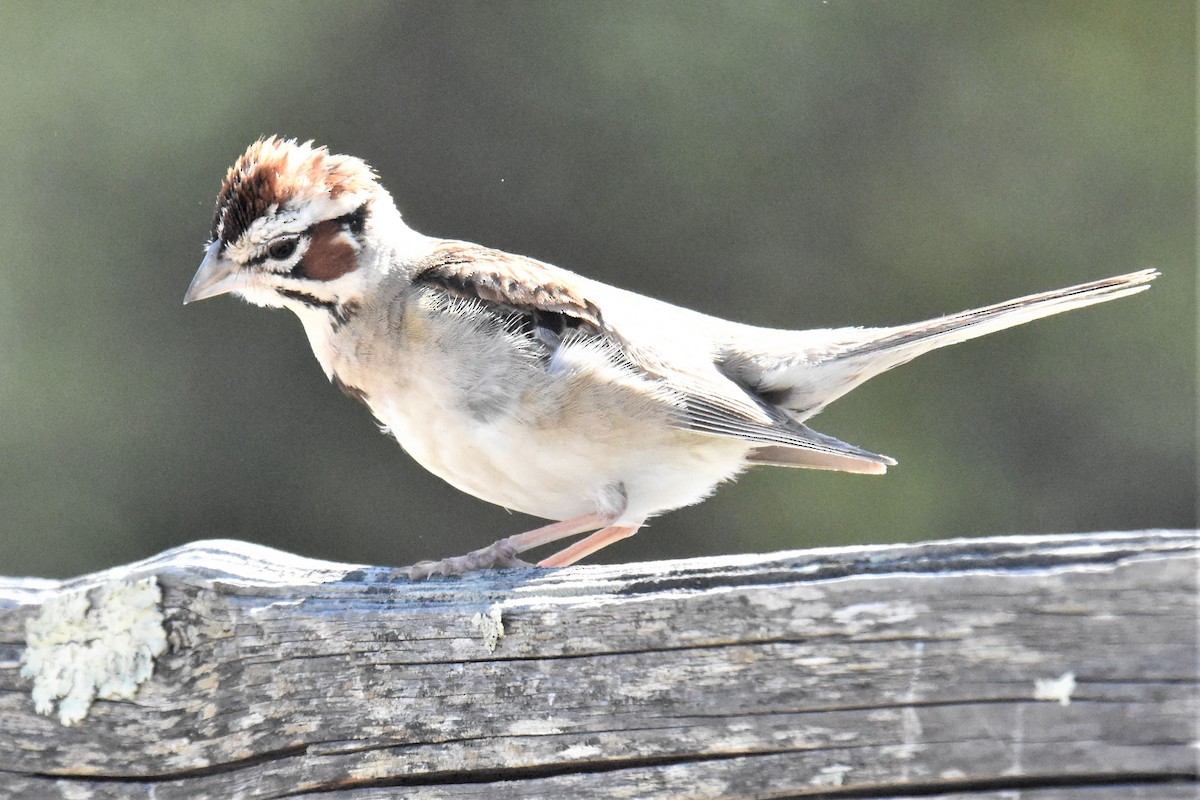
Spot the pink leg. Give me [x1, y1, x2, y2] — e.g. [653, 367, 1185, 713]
[538, 523, 642, 568]
[503, 512, 612, 553]
[408, 512, 612, 578]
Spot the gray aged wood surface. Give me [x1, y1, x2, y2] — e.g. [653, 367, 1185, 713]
[0, 531, 1196, 799]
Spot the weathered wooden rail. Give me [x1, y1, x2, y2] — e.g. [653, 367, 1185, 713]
[0, 531, 1195, 798]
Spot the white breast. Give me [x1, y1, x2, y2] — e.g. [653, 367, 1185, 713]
[300, 291, 752, 525]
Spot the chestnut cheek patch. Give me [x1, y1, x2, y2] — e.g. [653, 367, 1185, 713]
[298, 221, 358, 281]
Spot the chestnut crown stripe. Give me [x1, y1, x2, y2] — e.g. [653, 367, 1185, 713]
[211, 136, 379, 244]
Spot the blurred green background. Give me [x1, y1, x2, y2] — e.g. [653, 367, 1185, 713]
[0, 1, 1193, 579]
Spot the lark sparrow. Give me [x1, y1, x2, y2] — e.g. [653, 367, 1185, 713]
[185, 137, 1157, 576]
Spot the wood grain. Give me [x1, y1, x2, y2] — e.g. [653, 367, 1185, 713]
[0, 531, 1195, 799]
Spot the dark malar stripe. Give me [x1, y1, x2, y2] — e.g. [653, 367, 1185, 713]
[276, 289, 357, 327]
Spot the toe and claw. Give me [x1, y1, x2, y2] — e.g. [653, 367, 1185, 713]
[408, 539, 532, 580]
[406, 513, 643, 579]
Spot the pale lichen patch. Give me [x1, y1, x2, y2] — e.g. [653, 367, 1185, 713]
[1033, 671, 1076, 706]
[747, 586, 826, 612]
[20, 577, 168, 726]
[471, 604, 505, 653]
[507, 719, 563, 736]
[811, 763, 852, 787]
[558, 743, 603, 759]
[831, 600, 920, 630]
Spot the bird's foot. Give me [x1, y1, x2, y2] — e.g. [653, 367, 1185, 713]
[407, 539, 534, 579]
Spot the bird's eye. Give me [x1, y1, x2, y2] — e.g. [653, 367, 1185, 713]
[266, 237, 299, 261]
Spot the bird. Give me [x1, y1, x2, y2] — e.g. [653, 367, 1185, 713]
[185, 137, 1157, 577]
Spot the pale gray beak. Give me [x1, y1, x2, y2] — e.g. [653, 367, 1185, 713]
[184, 239, 240, 304]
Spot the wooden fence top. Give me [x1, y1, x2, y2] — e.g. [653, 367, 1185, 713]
[1, 530, 1196, 798]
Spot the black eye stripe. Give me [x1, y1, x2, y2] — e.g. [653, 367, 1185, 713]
[244, 202, 368, 267]
[337, 202, 369, 237]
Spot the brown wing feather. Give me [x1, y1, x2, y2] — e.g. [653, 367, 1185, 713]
[411, 241, 893, 473]
[414, 242, 606, 331]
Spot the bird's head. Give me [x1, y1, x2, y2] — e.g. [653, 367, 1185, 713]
[184, 137, 408, 316]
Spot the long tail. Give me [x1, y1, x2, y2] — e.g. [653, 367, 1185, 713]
[840, 269, 1157, 361]
[744, 269, 1158, 421]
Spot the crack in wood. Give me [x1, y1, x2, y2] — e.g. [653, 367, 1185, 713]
[771, 774, 1200, 799]
[0, 742, 312, 783]
[261, 763, 1199, 798]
